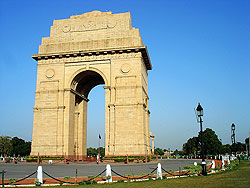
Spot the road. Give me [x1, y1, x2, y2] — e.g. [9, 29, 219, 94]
[0, 159, 201, 179]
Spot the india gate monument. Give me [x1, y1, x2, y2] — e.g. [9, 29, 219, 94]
[30, 11, 152, 159]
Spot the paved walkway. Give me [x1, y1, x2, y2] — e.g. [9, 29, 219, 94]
[0, 159, 201, 179]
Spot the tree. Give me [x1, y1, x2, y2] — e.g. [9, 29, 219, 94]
[221, 144, 231, 154]
[183, 137, 199, 155]
[87, 147, 97, 157]
[182, 128, 222, 155]
[0, 136, 12, 156]
[245, 137, 249, 155]
[232, 142, 245, 153]
[174, 149, 183, 156]
[0, 136, 31, 157]
[23, 142, 31, 156]
[10, 137, 31, 156]
[97, 147, 105, 157]
[198, 128, 222, 155]
[11, 137, 25, 155]
[154, 148, 164, 155]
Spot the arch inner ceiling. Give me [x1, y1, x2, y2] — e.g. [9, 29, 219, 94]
[73, 70, 105, 99]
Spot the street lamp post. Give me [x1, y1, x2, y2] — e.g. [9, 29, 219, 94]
[196, 103, 207, 176]
[231, 123, 236, 154]
[248, 132, 250, 159]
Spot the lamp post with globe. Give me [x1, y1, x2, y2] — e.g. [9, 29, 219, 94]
[196, 103, 207, 176]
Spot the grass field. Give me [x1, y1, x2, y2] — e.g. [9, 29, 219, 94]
[27, 160, 250, 188]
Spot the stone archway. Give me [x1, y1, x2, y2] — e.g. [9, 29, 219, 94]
[30, 11, 152, 159]
[68, 70, 106, 160]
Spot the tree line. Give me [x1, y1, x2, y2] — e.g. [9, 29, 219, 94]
[151, 128, 248, 156]
[182, 128, 247, 155]
[0, 136, 106, 158]
[87, 147, 105, 157]
[1, 131, 248, 157]
[0, 136, 31, 156]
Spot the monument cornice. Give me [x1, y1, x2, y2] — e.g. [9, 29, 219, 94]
[31, 46, 152, 70]
[33, 106, 66, 110]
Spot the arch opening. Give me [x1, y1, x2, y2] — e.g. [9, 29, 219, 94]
[70, 70, 105, 160]
[72, 70, 105, 99]
[87, 85, 105, 149]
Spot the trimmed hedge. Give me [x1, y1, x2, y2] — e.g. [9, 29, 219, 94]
[103, 156, 153, 162]
[26, 158, 40, 162]
[25, 156, 64, 162]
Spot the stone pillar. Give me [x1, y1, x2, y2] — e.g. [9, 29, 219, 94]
[74, 109, 80, 161]
[77, 99, 88, 160]
[106, 164, 112, 183]
[150, 132, 155, 155]
[63, 90, 76, 159]
[157, 163, 163, 179]
[37, 166, 43, 184]
[145, 106, 151, 154]
[104, 86, 111, 156]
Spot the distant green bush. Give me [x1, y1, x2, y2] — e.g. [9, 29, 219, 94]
[63, 176, 71, 180]
[88, 175, 95, 179]
[79, 181, 91, 185]
[184, 164, 202, 174]
[79, 180, 97, 185]
[117, 179, 125, 183]
[225, 159, 239, 169]
[168, 169, 174, 174]
[34, 179, 41, 186]
[9, 178, 17, 184]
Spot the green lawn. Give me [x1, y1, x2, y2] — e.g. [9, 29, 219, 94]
[30, 160, 250, 188]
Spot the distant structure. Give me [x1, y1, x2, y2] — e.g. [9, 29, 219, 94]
[231, 123, 236, 145]
[30, 11, 152, 159]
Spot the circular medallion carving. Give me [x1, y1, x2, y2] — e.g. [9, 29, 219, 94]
[121, 63, 131, 73]
[62, 25, 71, 33]
[46, 69, 55, 79]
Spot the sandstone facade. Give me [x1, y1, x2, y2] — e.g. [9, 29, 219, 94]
[30, 11, 152, 159]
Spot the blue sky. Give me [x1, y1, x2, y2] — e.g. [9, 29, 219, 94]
[0, 0, 249, 150]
